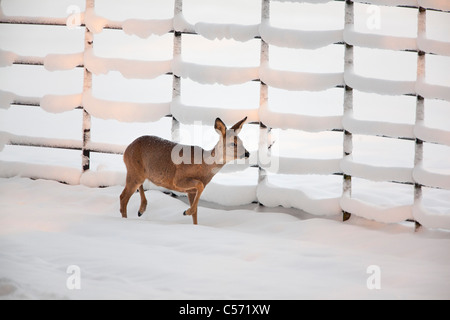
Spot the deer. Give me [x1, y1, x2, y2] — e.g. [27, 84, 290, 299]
[120, 117, 250, 225]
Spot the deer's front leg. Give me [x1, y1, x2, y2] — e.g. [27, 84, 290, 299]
[175, 178, 204, 225]
[187, 192, 198, 225]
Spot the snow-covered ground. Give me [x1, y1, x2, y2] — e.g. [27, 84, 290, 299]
[1, 177, 449, 300]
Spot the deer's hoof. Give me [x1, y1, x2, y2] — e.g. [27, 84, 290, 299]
[138, 211, 143, 217]
[184, 209, 196, 216]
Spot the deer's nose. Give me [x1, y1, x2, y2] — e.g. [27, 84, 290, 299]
[244, 151, 250, 158]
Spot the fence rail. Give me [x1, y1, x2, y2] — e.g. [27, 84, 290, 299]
[1, 0, 449, 230]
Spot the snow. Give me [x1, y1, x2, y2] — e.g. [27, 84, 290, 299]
[353, 0, 418, 6]
[202, 181, 257, 206]
[173, 13, 195, 33]
[260, 21, 343, 49]
[84, 7, 110, 34]
[84, 49, 172, 80]
[80, 169, 126, 188]
[0, 132, 7, 152]
[260, 102, 343, 131]
[1, 177, 447, 300]
[416, 79, 450, 102]
[40, 94, 82, 113]
[0, 90, 16, 110]
[172, 58, 259, 86]
[122, 18, 173, 38]
[262, 156, 342, 175]
[4, 133, 82, 151]
[344, 28, 417, 51]
[195, 23, 259, 42]
[419, 0, 450, 11]
[343, 112, 415, 139]
[0, 163, 80, 185]
[170, 97, 259, 126]
[418, 36, 450, 57]
[260, 63, 344, 91]
[85, 141, 127, 156]
[0, 91, 41, 110]
[413, 165, 450, 190]
[0, 49, 17, 67]
[0, 0, 85, 20]
[414, 121, 450, 147]
[259, 174, 344, 214]
[257, 177, 341, 216]
[413, 201, 450, 230]
[340, 195, 413, 224]
[43, 53, 84, 72]
[341, 156, 414, 184]
[82, 90, 170, 123]
[273, 0, 333, 3]
[1, 1, 450, 299]
[345, 69, 416, 96]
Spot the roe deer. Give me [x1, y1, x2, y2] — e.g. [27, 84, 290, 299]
[120, 117, 250, 225]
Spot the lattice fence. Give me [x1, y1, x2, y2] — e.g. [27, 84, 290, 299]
[0, 0, 449, 229]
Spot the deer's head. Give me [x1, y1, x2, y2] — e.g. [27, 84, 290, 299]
[214, 117, 250, 164]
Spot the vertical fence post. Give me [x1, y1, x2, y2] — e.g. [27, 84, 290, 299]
[172, 0, 183, 143]
[414, 7, 426, 231]
[82, 0, 94, 172]
[258, 0, 270, 188]
[342, 0, 354, 221]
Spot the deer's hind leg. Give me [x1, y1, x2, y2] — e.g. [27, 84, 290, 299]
[138, 185, 148, 217]
[120, 174, 144, 219]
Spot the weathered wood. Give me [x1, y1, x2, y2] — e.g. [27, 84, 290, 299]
[81, 0, 94, 172]
[342, 1, 354, 222]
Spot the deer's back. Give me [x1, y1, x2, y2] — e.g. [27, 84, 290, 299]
[124, 136, 178, 187]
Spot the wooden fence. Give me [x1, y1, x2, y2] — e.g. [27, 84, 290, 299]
[0, 0, 449, 229]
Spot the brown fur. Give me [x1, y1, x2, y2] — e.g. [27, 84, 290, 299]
[120, 117, 249, 225]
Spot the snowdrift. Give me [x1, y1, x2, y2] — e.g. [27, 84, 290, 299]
[1, 177, 449, 300]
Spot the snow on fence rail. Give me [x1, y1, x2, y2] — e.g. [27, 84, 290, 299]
[0, 0, 449, 230]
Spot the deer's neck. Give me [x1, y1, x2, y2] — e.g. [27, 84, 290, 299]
[203, 146, 226, 173]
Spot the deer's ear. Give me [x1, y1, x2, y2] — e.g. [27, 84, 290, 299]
[214, 118, 227, 136]
[231, 116, 247, 135]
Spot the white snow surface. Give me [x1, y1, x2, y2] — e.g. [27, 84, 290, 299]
[343, 28, 417, 52]
[273, 0, 333, 3]
[260, 22, 343, 49]
[260, 64, 344, 92]
[419, 0, 450, 11]
[171, 97, 259, 126]
[343, 112, 415, 139]
[416, 79, 450, 102]
[84, 7, 110, 34]
[0, 90, 16, 110]
[1, 177, 449, 300]
[84, 49, 172, 80]
[44, 53, 84, 72]
[0, 49, 17, 67]
[345, 69, 416, 96]
[122, 18, 173, 38]
[353, 0, 418, 6]
[82, 90, 170, 123]
[172, 58, 259, 86]
[418, 35, 450, 57]
[260, 102, 343, 131]
[40, 94, 82, 113]
[195, 23, 259, 42]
